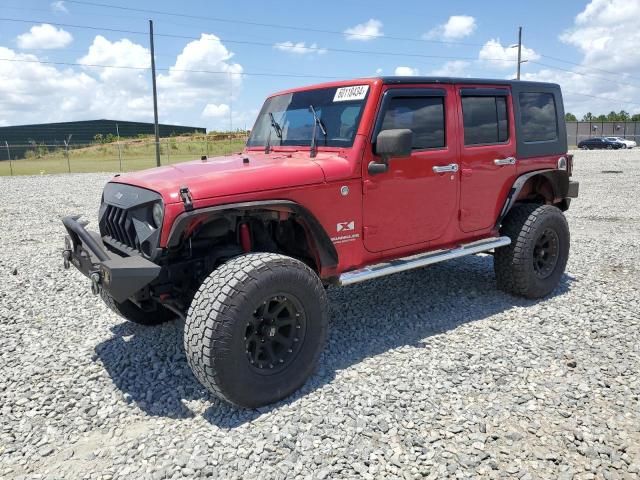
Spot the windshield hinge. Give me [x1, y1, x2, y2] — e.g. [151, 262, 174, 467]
[179, 186, 194, 211]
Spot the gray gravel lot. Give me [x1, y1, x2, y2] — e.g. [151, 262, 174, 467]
[1, 150, 639, 480]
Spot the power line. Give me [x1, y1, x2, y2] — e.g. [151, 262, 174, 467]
[2, 56, 640, 108]
[528, 61, 640, 89]
[4, 16, 639, 91]
[63, 0, 487, 47]
[0, 17, 517, 64]
[538, 53, 640, 81]
[0, 56, 344, 79]
[61, 0, 640, 82]
[563, 90, 640, 108]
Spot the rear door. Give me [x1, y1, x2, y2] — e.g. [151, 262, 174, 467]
[457, 86, 517, 233]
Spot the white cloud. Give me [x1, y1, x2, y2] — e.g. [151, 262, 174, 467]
[394, 66, 419, 76]
[344, 19, 383, 41]
[430, 60, 470, 76]
[202, 103, 230, 118]
[425, 15, 477, 40]
[0, 33, 245, 128]
[478, 39, 540, 69]
[560, 0, 640, 73]
[157, 33, 243, 119]
[51, 1, 68, 13]
[274, 41, 327, 55]
[522, 0, 640, 117]
[375, 68, 383, 75]
[0, 46, 97, 124]
[16, 24, 73, 50]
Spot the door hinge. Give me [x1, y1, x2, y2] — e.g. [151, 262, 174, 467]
[179, 186, 194, 211]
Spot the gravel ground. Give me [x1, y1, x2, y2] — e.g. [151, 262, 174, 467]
[1, 150, 639, 480]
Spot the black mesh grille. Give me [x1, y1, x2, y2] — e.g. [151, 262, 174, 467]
[102, 205, 137, 250]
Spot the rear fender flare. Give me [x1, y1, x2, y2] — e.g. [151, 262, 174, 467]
[166, 200, 338, 270]
[497, 169, 569, 225]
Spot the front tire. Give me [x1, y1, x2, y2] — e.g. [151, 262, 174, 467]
[184, 253, 328, 408]
[494, 204, 570, 299]
[100, 290, 176, 325]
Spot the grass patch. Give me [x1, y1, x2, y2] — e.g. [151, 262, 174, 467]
[0, 136, 247, 176]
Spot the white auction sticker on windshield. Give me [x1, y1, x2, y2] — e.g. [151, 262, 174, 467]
[333, 85, 369, 102]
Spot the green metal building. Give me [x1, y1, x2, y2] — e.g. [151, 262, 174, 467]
[0, 119, 205, 160]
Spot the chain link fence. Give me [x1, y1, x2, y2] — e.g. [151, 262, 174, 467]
[0, 134, 249, 176]
[566, 121, 640, 147]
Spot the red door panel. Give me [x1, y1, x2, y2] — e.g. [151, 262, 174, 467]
[362, 85, 459, 252]
[457, 86, 518, 233]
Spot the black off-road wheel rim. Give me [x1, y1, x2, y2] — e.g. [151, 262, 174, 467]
[532, 228, 560, 279]
[244, 294, 307, 375]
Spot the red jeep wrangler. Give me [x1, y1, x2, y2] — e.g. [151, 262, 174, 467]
[62, 77, 579, 407]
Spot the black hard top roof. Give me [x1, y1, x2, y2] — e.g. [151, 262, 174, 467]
[378, 76, 560, 89]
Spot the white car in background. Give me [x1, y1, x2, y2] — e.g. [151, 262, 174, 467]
[605, 136, 637, 149]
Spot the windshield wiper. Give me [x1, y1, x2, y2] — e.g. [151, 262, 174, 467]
[308, 104, 327, 158]
[265, 112, 283, 153]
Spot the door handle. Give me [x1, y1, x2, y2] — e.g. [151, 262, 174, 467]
[432, 163, 459, 174]
[494, 157, 516, 166]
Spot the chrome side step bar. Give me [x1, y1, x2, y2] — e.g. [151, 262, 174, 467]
[338, 236, 511, 286]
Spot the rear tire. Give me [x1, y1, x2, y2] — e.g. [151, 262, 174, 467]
[494, 204, 569, 299]
[184, 253, 328, 408]
[100, 290, 176, 325]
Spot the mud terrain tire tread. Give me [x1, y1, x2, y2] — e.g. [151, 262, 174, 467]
[495, 204, 570, 299]
[184, 252, 328, 408]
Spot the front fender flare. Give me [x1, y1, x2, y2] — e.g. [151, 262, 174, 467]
[165, 200, 339, 270]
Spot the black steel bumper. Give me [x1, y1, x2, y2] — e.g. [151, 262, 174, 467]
[62, 216, 161, 303]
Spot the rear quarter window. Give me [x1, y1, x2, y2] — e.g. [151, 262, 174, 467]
[519, 92, 558, 143]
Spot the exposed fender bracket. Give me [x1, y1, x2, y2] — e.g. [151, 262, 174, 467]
[497, 169, 571, 226]
[179, 186, 194, 211]
[166, 200, 339, 270]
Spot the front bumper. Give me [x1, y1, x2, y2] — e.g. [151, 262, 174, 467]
[62, 216, 161, 303]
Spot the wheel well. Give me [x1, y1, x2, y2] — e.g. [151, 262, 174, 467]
[170, 207, 331, 274]
[515, 175, 555, 204]
[513, 170, 570, 212]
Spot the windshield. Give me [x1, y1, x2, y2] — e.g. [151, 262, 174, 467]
[247, 85, 369, 148]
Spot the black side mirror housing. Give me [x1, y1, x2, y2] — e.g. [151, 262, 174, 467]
[368, 129, 413, 175]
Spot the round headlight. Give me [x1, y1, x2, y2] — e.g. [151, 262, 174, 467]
[152, 202, 164, 228]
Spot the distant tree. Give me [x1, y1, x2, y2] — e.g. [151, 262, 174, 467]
[582, 112, 594, 121]
[565, 113, 577, 121]
[596, 114, 607, 121]
[632, 114, 640, 122]
[618, 110, 630, 121]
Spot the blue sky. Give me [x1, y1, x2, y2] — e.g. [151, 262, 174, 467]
[1, 0, 639, 130]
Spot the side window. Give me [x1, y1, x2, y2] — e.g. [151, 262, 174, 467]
[380, 96, 445, 149]
[461, 96, 509, 146]
[519, 92, 558, 143]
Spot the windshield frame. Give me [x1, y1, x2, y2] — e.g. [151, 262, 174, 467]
[246, 84, 371, 150]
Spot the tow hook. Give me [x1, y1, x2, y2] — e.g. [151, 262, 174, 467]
[62, 249, 72, 269]
[62, 236, 72, 269]
[90, 272, 101, 295]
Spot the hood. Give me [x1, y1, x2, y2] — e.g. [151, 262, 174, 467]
[110, 150, 333, 204]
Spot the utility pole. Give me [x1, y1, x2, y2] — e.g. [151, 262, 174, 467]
[149, 20, 161, 167]
[516, 26, 523, 80]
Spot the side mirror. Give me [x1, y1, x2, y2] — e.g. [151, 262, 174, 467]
[369, 129, 413, 175]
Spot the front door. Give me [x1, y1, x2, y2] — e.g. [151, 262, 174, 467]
[362, 85, 459, 252]
[457, 86, 517, 233]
